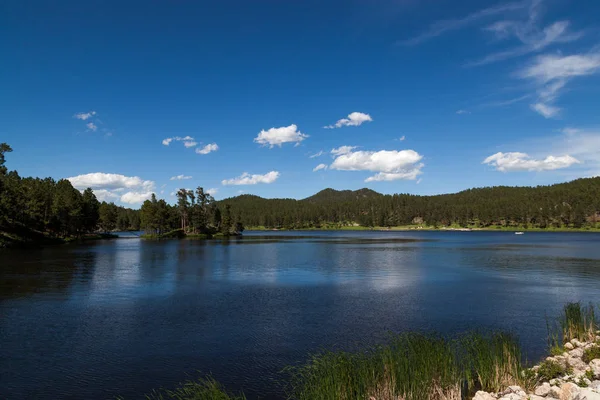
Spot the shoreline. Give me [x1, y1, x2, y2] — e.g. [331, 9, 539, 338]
[245, 225, 600, 233]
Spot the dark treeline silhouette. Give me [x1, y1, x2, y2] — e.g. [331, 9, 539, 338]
[220, 180, 600, 229]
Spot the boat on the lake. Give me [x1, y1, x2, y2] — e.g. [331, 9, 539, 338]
[515, 231, 525, 235]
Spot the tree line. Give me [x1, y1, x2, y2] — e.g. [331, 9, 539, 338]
[219, 180, 600, 230]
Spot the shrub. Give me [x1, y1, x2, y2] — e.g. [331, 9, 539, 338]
[582, 345, 600, 363]
[536, 360, 568, 381]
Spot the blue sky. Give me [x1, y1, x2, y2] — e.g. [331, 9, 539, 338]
[2, 0, 600, 206]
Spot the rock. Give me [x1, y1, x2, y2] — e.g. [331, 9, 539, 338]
[579, 388, 600, 400]
[590, 360, 600, 379]
[565, 343, 576, 350]
[530, 396, 548, 400]
[589, 380, 600, 391]
[473, 391, 497, 400]
[584, 378, 593, 386]
[498, 394, 522, 400]
[560, 382, 581, 400]
[536, 382, 552, 397]
[572, 339, 585, 348]
[550, 387, 563, 398]
[570, 348, 585, 358]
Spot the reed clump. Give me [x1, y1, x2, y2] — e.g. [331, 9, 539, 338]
[287, 332, 526, 400]
[141, 376, 246, 400]
[560, 302, 598, 343]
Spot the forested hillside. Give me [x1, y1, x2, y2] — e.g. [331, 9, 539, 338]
[220, 179, 600, 229]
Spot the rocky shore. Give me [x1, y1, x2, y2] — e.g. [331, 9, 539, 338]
[474, 335, 600, 400]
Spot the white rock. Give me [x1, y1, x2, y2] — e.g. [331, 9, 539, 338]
[536, 382, 552, 397]
[573, 339, 585, 348]
[550, 386, 563, 399]
[560, 382, 580, 400]
[590, 359, 600, 379]
[570, 348, 585, 358]
[498, 394, 522, 400]
[565, 343, 575, 350]
[530, 396, 548, 400]
[579, 388, 600, 400]
[473, 391, 497, 400]
[590, 380, 600, 391]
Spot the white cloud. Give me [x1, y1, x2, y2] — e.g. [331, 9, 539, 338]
[399, 136, 406, 141]
[206, 188, 218, 196]
[170, 175, 192, 181]
[222, 171, 280, 185]
[67, 172, 156, 204]
[196, 143, 219, 154]
[74, 111, 96, 120]
[518, 51, 600, 117]
[325, 112, 372, 129]
[330, 148, 424, 182]
[331, 146, 358, 156]
[309, 150, 324, 158]
[456, 109, 471, 115]
[483, 151, 580, 172]
[530, 103, 560, 118]
[162, 136, 196, 146]
[86, 122, 98, 132]
[470, 20, 582, 66]
[68, 172, 154, 191]
[313, 163, 328, 172]
[254, 124, 308, 147]
[398, 1, 526, 46]
[120, 191, 154, 204]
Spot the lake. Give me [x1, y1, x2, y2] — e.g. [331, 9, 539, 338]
[1, 231, 600, 399]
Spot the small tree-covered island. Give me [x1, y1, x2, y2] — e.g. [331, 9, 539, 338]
[2, 142, 600, 247]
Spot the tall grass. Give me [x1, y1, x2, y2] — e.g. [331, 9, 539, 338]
[560, 302, 598, 343]
[287, 333, 526, 400]
[117, 376, 246, 400]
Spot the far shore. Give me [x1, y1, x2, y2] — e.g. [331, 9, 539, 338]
[245, 225, 600, 233]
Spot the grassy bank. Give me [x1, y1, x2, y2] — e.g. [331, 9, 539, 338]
[123, 302, 599, 400]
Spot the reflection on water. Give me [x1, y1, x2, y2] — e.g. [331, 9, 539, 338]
[1, 231, 600, 400]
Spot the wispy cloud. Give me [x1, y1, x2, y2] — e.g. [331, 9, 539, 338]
[162, 136, 196, 146]
[398, 1, 527, 46]
[309, 150, 324, 158]
[73, 111, 97, 120]
[325, 112, 372, 129]
[313, 163, 328, 172]
[518, 51, 600, 118]
[170, 175, 192, 181]
[456, 109, 471, 115]
[206, 188, 218, 196]
[86, 122, 98, 132]
[196, 143, 219, 155]
[331, 146, 358, 156]
[254, 124, 308, 147]
[222, 171, 280, 185]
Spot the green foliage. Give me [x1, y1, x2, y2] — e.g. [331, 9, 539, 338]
[219, 181, 600, 230]
[582, 345, 600, 363]
[536, 360, 569, 381]
[560, 302, 598, 343]
[119, 376, 245, 400]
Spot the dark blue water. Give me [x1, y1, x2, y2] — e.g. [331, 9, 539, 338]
[1, 231, 600, 399]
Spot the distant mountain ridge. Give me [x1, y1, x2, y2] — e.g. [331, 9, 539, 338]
[219, 178, 600, 229]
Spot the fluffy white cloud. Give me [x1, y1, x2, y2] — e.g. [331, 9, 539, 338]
[254, 124, 308, 147]
[68, 172, 154, 191]
[67, 172, 156, 204]
[483, 152, 580, 172]
[325, 112, 372, 129]
[399, 136, 406, 141]
[331, 146, 357, 156]
[519, 51, 600, 118]
[170, 175, 192, 181]
[330, 148, 424, 182]
[74, 111, 96, 120]
[120, 191, 154, 204]
[196, 143, 219, 154]
[162, 136, 196, 146]
[222, 171, 280, 185]
[206, 188, 218, 196]
[309, 150, 324, 158]
[86, 122, 98, 131]
[313, 163, 328, 172]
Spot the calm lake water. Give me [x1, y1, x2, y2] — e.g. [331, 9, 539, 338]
[2, 231, 600, 399]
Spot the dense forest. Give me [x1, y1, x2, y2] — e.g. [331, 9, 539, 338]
[2, 141, 600, 246]
[220, 180, 600, 230]
[0, 143, 240, 246]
